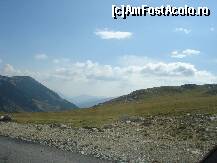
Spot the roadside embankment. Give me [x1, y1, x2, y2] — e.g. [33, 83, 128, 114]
[0, 114, 217, 162]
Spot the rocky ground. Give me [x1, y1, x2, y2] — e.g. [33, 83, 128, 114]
[0, 113, 217, 163]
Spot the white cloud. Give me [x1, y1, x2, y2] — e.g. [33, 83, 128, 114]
[48, 56, 214, 88]
[171, 49, 200, 58]
[1, 64, 42, 78]
[2, 64, 15, 74]
[175, 27, 191, 34]
[34, 54, 48, 60]
[1, 64, 23, 76]
[210, 27, 215, 32]
[1, 56, 216, 97]
[48, 58, 216, 96]
[95, 29, 132, 40]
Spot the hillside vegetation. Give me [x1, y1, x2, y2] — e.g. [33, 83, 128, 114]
[6, 84, 217, 127]
[0, 75, 77, 112]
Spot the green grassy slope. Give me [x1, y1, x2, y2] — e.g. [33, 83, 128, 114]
[4, 84, 217, 127]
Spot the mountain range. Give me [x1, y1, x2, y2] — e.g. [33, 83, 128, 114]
[0, 75, 78, 112]
[1, 74, 217, 116]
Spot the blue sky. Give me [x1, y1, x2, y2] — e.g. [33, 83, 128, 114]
[0, 0, 217, 97]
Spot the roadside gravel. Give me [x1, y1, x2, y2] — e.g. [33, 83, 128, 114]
[0, 114, 217, 163]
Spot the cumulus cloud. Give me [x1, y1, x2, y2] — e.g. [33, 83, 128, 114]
[95, 29, 132, 40]
[34, 54, 48, 60]
[175, 27, 191, 34]
[1, 64, 42, 78]
[46, 57, 216, 96]
[171, 49, 200, 58]
[1, 56, 216, 97]
[1, 64, 24, 76]
[49, 58, 214, 82]
[2, 64, 17, 75]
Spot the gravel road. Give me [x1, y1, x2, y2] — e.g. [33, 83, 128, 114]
[0, 114, 217, 162]
[0, 136, 111, 163]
